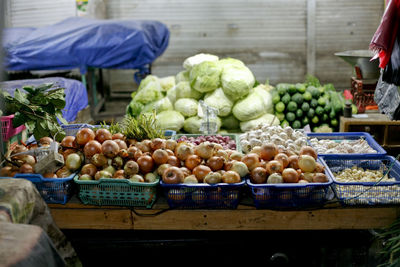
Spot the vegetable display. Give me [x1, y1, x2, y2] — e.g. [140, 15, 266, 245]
[126, 53, 277, 134]
[309, 138, 377, 154]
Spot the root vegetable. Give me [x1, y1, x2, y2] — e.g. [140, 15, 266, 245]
[298, 155, 316, 173]
[167, 156, 180, 167]
[81, 164, 97, 177]
[250, 167, 267, 184]
[222, 170, 241, 184]
[184, 175, 198, 184]
[204, 172, 222, 184]
[267, 173, 284, 184]
[102, 140, 120, 158]
[230, 161, 249, 178]
[150, 138, 166, 151]
[192, 165, 211, 183]
[124, 160, 139, 176]
[84, 140, 102, 158]
[95, 129, 112, 143]
[76, 128, 95, 146]
[20, 163, 33, 173]
[162, 166, 184, 184]
[288, 155, 300, 169]
[185, 154, 202, 170]
[165, 139, 177, 151]
[313, 173, 329, 183]
[95, 170, 112, 180]
[66, 153, 82, 171]
[145, 172, 158, 183]
[130, 174, 144, 183]
[274, 153, 289, 168]
[175, 143, 193, 161]
[194, 142, 215, 159]
[242, 153, 260, 171]
[282, 168, 299, 183]
[266, 160, 283, 174]
[260, 144, 278, 161]
[137, 155, 154, 174]
[207, 156, 225, 171]
[299, 146, 318, 160]
[152, 149, 169, 165]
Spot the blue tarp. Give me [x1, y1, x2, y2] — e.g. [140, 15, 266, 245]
[3, 17, 170, 74]
[0, 77, 88, 123]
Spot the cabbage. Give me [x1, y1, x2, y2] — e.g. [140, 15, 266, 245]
[203, 88, 233, 117]
[159, 76, 175, 92]
[183, 53, 219, 70]
[132, 77, 163, 105]
[175, 71, 190, 83]
[219, 58, 245, 69]
[175, 81, 203, 100]
[142, 97, 173, 114]
[221, 114, 240, 130]
[232, 86, 273, 121]
[126, 99, 144, 117]
[240, 113, 279, 132]
[174, 98, 198, 117]
[189, 61, 222, 93]
[221, 65, 255, 101]
[156, 110, 185, 132]
[183, 116, 221, 134]
[166, 86, 177, 104]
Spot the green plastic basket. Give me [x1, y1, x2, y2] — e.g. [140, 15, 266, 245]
[174, 133, 240, 152]
[73, 176, 159, 208]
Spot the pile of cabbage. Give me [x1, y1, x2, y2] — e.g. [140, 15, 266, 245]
[126, 53, 278, 133]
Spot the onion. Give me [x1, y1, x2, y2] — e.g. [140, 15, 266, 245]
[165, 139, 177, 151]
[127, 146, 139, 159]
[103, 165, 116, 176]
[95, 128, 112, 143]
[56, 166, 71, 178]
[134, 149, 143, 161]
[224, 160, 234, 171]
[0, 166, 13, 177]
[95, 170, 112, 180]
[282, 168, 299, 183]
[66, 153, 82, 171]
[314, 162, 325, 173]
[313, 173, 329, 183]
[250, 167, 267, 184]
[162, 166, 184, 184]
[21, 155, 36, 167]
[274, 153, 289, 168]
[194, 142, 214, 159]
[260, 143, 278, 161]
[213, 150, 228, 161]
[183, 175, 198, 184]
[129, 174, 144, 183]
[20, 163, 33, 173]
[157, 164, 171, 176]
[137, 155, 154, 174]
[112, 133, 125, 140]
[10, 145, 28, 160]
[298, 180, 309, 184]
[266, 160, 283, 175]
[152, 149, 169, 165]
[118, 149, 129, 158]
[124, 160, 139, 176]
[39, 137, 53, 146]
[165, 149, 175, 156]
[81, 164, 97, 177]
[185, 154, 202, 170]
[79, 174, 92, 180]
[241, 153, 260, 171]
[204, 172, 222, 184]
[222, 170, 241, 184]
[206, 156, 225, 171]
[145, 173, 158, 183]
[230, 161, 249, 177]
[61, 136, 77, 148]
[192, 165, 211, 183]
[302, 172, 314, 183]
[91, 153, 108, 167]
[180, 167, 191, 177]
[112, 156, 124, 169]
[84, 140, 102, 158]
[230, 152, 244, 161]
[298, 155, 316, 173]
[250, 146, 262, 156]
[150, 138, 166, 151]
[175, 143, 194, 161]
[142, 140, 152, 152]
[267, 173, 284, 184]
[114, 139, 128, 150]
[288, 155, 300, 169]
[299, 146, 318, 160]
[43, 173, 57, 178]
[167, 156, 180, 167]
[113, 170, 125, 179]
[76, 128, 95, 146]
[101, 140, 120, 158]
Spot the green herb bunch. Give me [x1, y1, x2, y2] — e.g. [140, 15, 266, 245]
[376, 217, 400, 267]
[0, 83, 67, 141]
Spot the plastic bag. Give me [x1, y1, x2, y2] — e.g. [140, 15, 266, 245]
[374, 74, 400, 120]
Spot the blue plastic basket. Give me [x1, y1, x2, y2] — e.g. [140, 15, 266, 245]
[160, 179, 245, 209]
[322, 155, 400, 206]
[0, 173, 76, 204]
[307, 132, 386, 158]
[246, 158, 334, 209]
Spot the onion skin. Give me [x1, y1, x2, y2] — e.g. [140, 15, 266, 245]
[299, 146, 318, 160]
[95, 129, 112, 144]
[165, 139, 177, 151]
[157, 164, 171, 176]
[242, 153, 260, 171]
[137, 155, 154, 174]
[90, 153, 108, 168]
[84, 140, 102, 159]
[39, 137, 53, 146]
[282, 168, 299, 183]
[266, 160, 283, 175]
[150, 138, 166, 151]
[76, 128, 95, 146]
[260, 144, 278, 161]
[152, 149, 169, 165]
[183, 175, 198, 184]
[101, 140, 120, 158]
[162, 166, 184, 184]
[185, 154, 202, 170]
[204, 172, 222, 184]
[175, 143, 193, 161]
[113, 170, 125, 179]
[180, 167, 191, 178]
[207, 156, 225, 171]
[81, 164, 98, 177]
[66, 153, 82, 172]
[112, 133, 125, 141]
[230, 161, 249, 177]
[314, 162, 325, 173]
[56, 166, 72, 178]
[267, 173, 284, 184]
[222, 170, 241, 184]
[274, 153, 289, 168]
[192, 165, 212, 183]
[114, 139, 128, 150]
[288, 155, 300, 169]
[61, 136, 78, 149]
[194, 142, 215, 160]
[167, 156, 180, 167]
[250, 167, 267, 184]
[313, 173, 329, 183]
[298, 155, 316, 173]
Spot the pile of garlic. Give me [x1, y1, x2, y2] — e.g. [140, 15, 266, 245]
[309, 138, 377, 154]
[239, 125, 308, 154]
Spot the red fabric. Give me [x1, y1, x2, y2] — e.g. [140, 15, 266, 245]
[343, 90, 353, 100]
[370, 0, 400, 68]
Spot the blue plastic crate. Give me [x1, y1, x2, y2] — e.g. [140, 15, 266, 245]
[246, 158, 334, 209]
[0, 173, 76, 204]
[322, 155, 400, 206]
[160, 179, 245, 209]
[307, 132, 386, 158]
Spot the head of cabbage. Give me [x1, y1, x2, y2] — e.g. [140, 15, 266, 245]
[183, 116, 221, 134]
[221, 114, 240, 130]
[175, 81, 203, 100]
[156, 110, 185, 132]
[189, 61, 222, 93]
[159, 76, 176, 92]
[141, 97, 173, 114]
[132, 76, 163, 105]
[175, 71, 190, 83]
[219, 58, 245, 69]
[174, 98, 198, 117]
[221, 64, 255, 101]
[126, 98, 144, 117]
[232, 85, 273, 121]
[183, 53, 219, 71]
[203, 88, 233, 117]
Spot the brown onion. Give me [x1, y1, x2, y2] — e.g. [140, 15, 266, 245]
[274, 153, 289, 168]
[152, 149, 169, 165]
[114, 139, 128, 150]
[207, 156, 225, 171]
[91, 153, 108, 167]
[39, 137, 53, 146]
[192, 165, 211, 183]
[222, 170, 241, 184]
[84, 140, 102, 158]
[137, 155, 154, 174]
[76, 128, 95, 146]
[282, 168, 299, 183]
[299, 146, 318, 160]
[165, 149, 175, 156]
[313, 173, 329, 183]
[101, 140, 120, 158]
[20, 163, 33, 173]
[112, 133, 125, 140]
[165, 139, 177, 151]
[136, 140, 151, 153]
[127, 146, 139, 159]
[315, 162, 325, 173]
[56, 166, 72, 178]
[185, 154, 202, 170]
[242, 153, 260, 171]
[95, 128, 112, 143]
[175, 143, 193, 161]
[180, 167, 191, 177]
[113, 170, 125, 179]
[288, 155, 300, 169]
[150, 138, 166, 151]
[43, 173, 57, 178]
[298, 155, 316, 173]
[194, 142, 214, 159]
[266, 160, 283, 175]
[81, 164, 97, 177]
[162, 166, 184, 184]
[157, 164, 171, 176]
[124, 160, 139, 176]
[260, 143, 278, 161]
[167, 156, 180, 167]
[61, 136, 77, 149]
[250, 167, 267, 184]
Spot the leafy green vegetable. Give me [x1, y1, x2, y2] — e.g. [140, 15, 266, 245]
[175, 70, 190, 83]
[159, 76, 176, 92]
[221, 64, 255, 101]
[175, 81, 203, 100]
[183, 53, 219, 71]
[221, 114, 240, 130]
[204, 88, 234, 117]
[132, 77, 163, 104]
[1, 83, 67, 141]
[190, 61, 222, 93]
[141, 97, 173, 114]
[156, 110, 185, 132]
[232, 86, 273, 121]
[174, 98, 198, 117]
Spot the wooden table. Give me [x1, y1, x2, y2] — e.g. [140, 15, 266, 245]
[48, 196, 400, 231]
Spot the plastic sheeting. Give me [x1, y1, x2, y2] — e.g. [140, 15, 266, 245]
[0, 77, 88, 122]
[3, 17, 170, 74]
